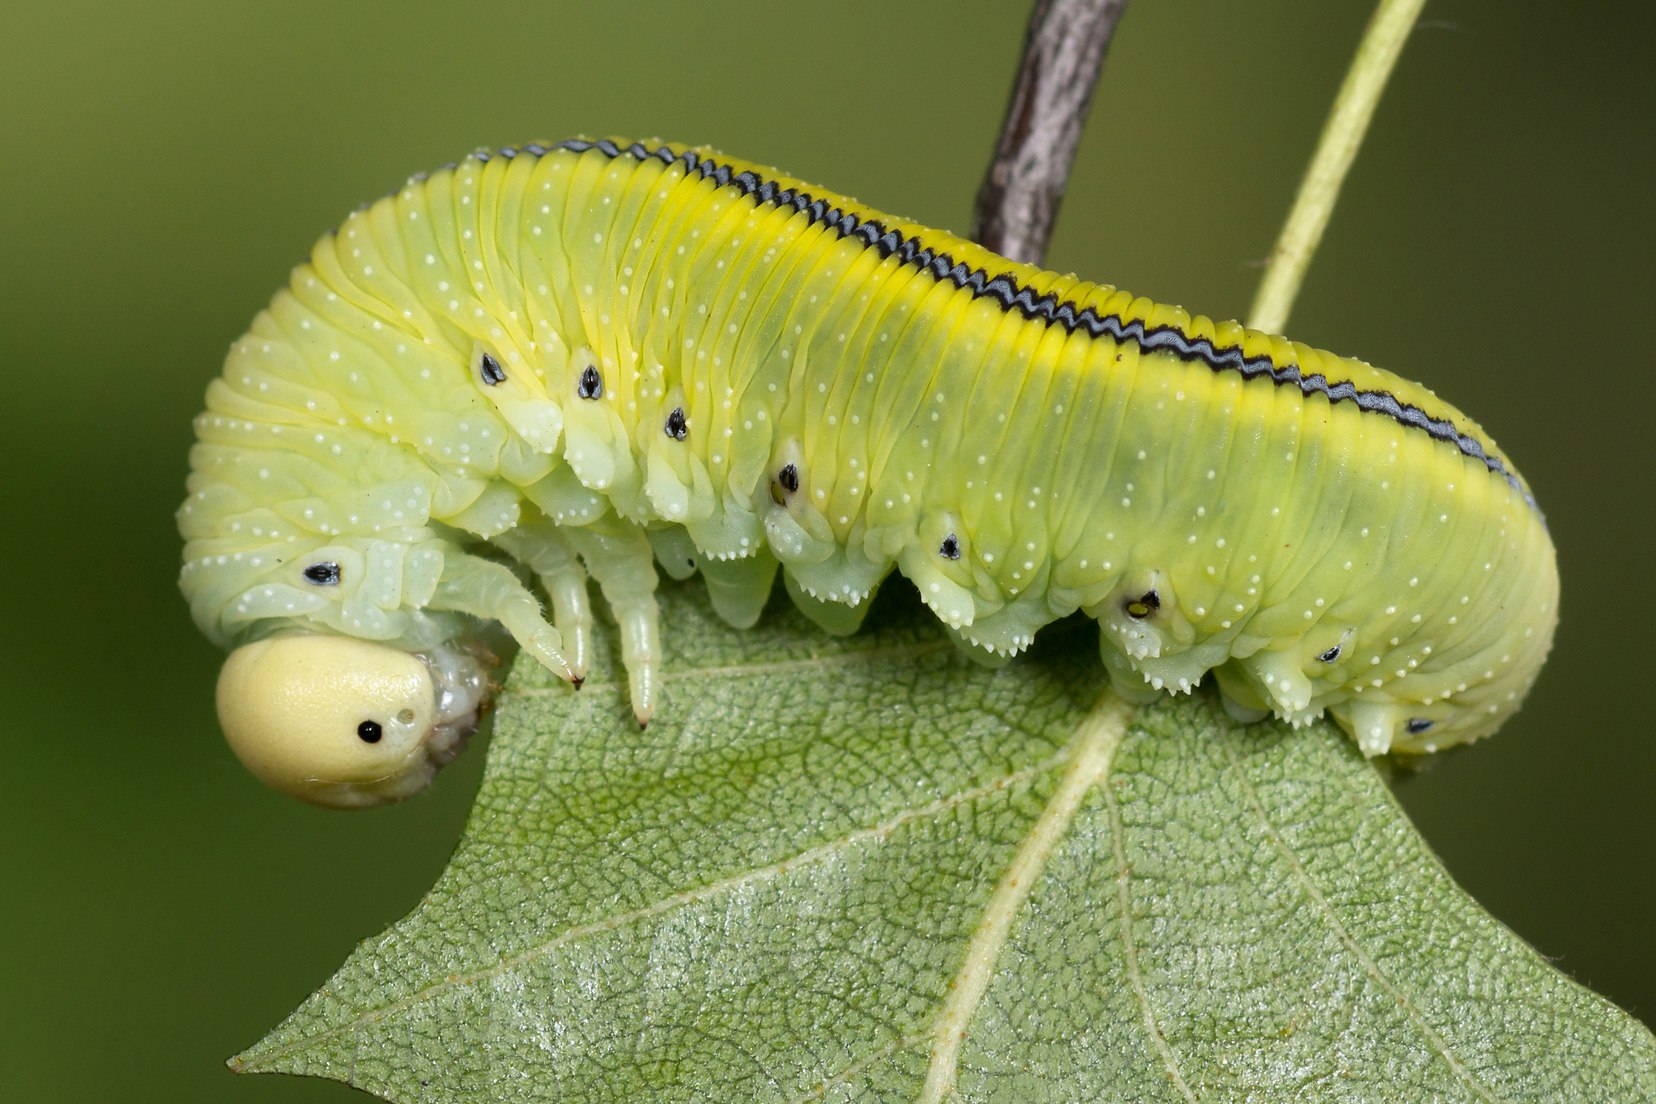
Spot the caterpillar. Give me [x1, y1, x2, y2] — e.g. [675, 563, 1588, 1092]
[179, 138, 1558, 808]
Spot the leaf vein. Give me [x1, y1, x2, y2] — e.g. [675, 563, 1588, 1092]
[1222, 740, 1507, 1104]
[243, 742, 1068, 1070]
[1104, 756, 1199, 1102]
[784, 1031, 932, 1104]
[915, 693, 1137, 1104]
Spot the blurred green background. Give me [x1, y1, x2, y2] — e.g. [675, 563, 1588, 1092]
[2, 2, 1651, 1099]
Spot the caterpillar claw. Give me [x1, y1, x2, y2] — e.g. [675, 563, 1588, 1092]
[628, 657, 657, 726]
[505, 614, 578, 685]
[1333, 700, 1406, 757]
[1098, 640, 1163, 705]
[1239, 649, 1319, 726]
[1137, 640, 1229, 699]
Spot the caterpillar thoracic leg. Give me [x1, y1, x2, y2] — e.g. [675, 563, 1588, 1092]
[492, 522, 593, 684]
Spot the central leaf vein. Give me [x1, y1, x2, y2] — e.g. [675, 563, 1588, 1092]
[915, 693, 1137, 1104]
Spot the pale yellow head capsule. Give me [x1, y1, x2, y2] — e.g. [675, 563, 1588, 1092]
[216, 635, 478, 809]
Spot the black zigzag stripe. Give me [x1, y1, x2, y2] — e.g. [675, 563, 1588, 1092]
[467, 139, 1530, 508]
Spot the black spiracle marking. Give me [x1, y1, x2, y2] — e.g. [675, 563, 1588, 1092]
[1316, 644, 1342, 663]
[303, 561, 342, 586]
[577, 365, 603, 400]
[770, 462, 800, 506]
[939, 534, 961, 560]
[664, 407, 687, 441]
[1124, 590, 1160, 620]
[1406, 718, 1436, 735]
[479, 352, 506, 386]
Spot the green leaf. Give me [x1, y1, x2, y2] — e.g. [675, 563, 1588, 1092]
[234, 582, 1655, 1102]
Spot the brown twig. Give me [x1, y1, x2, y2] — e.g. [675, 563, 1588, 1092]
[972, 0, 1127, 264]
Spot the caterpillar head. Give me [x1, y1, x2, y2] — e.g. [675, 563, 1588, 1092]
[215, 635, 489, 808]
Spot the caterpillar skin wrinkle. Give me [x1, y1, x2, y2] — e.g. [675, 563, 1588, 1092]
[178, 138, 1558, 807]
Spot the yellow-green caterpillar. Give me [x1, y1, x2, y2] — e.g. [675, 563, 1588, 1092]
[179, 138, 1558, 807]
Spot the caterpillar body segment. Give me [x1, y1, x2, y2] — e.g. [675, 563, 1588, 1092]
[179, 138, 1558, 806]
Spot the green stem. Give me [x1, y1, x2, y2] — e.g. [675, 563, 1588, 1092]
[1247, 0, 1426, 334]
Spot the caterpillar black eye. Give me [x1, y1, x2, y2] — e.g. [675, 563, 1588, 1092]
[303, 561, 342, 586]
[577, 365, 603, 400]
[479, 352, 506, 386]
[1124, 590, 1160, 620]
[1406, 718, 1436, 735]
[939, 534, 961, 560]
[1316, 644, 1342, 663]
[664, 407, 687, 440]
[356, 719, 383, 744]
